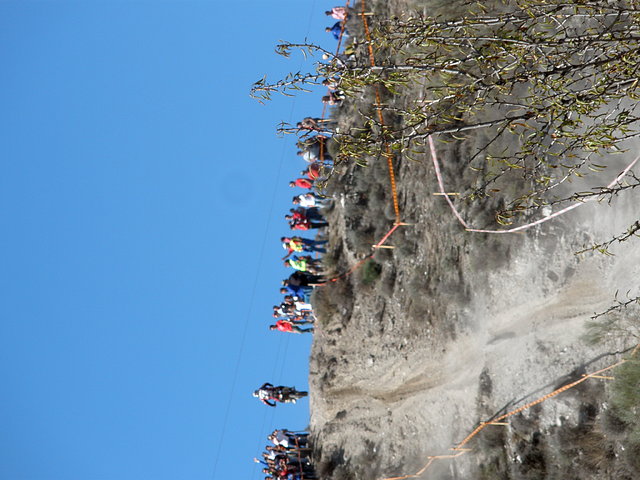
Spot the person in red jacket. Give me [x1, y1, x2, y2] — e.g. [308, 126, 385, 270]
[285, 215, 328, 230]
[287, 209, 306, 222]
[289, 178, 313, 189]
[302, 162, 322, 181]
[269, 320, 314, 334]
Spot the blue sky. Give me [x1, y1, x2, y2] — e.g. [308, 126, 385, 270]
[0, 1, 336, 479]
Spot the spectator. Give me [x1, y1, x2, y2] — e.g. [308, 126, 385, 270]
[289, 178, 313, 189]
[292, 193, 331, 208]
[325, 7, 348, 20]
[322, 91, 345, 106]
[284, 255, 323, 274]
[269, 320, 314, 334]
[322, 78, 340, 90]
[325, 21, 348, 40]
[280, 284, 310, 300]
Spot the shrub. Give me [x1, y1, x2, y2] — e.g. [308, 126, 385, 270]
[610, 358, 640, 428]
[607, 357, 640, 474]
[360, 259, 382, 286]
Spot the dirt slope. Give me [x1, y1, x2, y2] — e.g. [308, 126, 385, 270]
[306, 1, 640, 479]
[309, 141, 640, 479]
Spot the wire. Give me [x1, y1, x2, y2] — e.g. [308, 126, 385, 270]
[209, 72, 298, 480]
[210, 3, 318, 480]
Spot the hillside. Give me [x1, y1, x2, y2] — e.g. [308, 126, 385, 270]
[306, 1, 640, 479]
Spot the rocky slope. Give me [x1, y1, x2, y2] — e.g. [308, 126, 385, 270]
[307, 2, 640, 479]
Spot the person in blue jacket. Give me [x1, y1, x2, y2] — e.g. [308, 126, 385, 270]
[325, 21, 348, 40]
[280, 284, 310, 301]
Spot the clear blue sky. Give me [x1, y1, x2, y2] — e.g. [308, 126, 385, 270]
[0, 2, 337, 479]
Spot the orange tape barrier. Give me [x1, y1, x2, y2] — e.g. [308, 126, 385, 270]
[294, 435, 305, 480]
[335, 1, 350, 57]
[318, 1, 350, 170]
[315, 2, 405, 285]
[427, 135, 470, 229]
[379, 348, 639, 480]
[321, 253, 374, 286]
[316, 228, 390, 286]
[373, 223, 400, 247]
[360, 0, 401, 224]
[428, 129, 640, 234]
[311, 5, 639, 479]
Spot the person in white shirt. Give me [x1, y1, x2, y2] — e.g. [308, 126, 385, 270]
[293, 193, 331, 208]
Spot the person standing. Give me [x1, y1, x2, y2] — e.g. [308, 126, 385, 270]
[289, 178, 313, 189]
[293, 193, 330, 208]
[284, 256, 319, 274]
[281, 236, 326, 259]
[269, 320, 314, 334]
[325, 6, 348, 20]
[325, 21, 348, 40]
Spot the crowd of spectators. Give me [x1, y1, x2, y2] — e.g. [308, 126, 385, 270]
[253, 6, 353, 479]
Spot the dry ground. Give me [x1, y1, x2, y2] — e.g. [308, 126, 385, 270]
[311, 140, 640, 480]
[307, 1, 640, 479]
